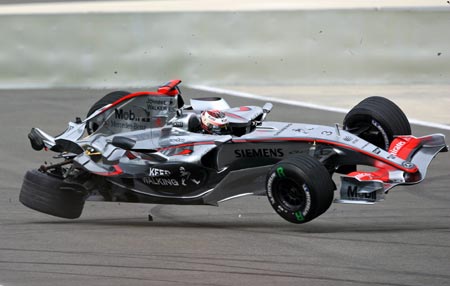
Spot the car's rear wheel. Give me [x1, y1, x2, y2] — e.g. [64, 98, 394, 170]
[266, 155, 335, 224]
[343, 96, 411, 150]
[86, 91, 130, 134]
[20, 169, 87, 219]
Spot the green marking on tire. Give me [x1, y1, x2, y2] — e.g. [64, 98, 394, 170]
[276, 167, 285, 178]
[295, 211, 305, 221]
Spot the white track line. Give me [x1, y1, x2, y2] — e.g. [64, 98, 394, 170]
[191, 85, 450, 131]
[0, 0, 447, 15]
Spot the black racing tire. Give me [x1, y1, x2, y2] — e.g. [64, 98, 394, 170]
[86, 90, 130, 134]
[343, 96, 411, 150]
[266, 155, 335, 224]
[19, 169, 87, 219]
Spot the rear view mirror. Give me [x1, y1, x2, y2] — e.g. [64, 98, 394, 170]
[258, 102, 273, 123]
[263, 102, 273, 113]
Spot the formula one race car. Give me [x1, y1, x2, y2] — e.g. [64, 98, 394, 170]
[20, 80, 448, 224]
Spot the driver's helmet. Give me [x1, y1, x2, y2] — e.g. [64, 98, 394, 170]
[200, 110, 232, 135]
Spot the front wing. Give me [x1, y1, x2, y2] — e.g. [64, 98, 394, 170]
[336, 133, 447, 204]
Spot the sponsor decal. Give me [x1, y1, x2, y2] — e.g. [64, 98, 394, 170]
[295, 211, 305, 221]
[115, 109, 146, 122]
[113, 108, 151, 126]
[274, 123, 293, 136]
[170, 137, 186, 144]
[289, 150, 306, 155]
[301, 183, 311, 216]
[146, 98, 176, 112]
[390, 140, 406, 156]
[343, 135, 353, 142]
[148, 167, 171, 177]
[372, 148, 381, 154]
[402, 161, 415, 169]
[387, 154, 396, 160]
[276, 167, 285, 177]
[354, 172, 372, 180]
[235, 148, 284, 158]
[146, 98, 173, 106]
[172, 121, 184, 127]
[347, 186, 376, 201]
[109, 120, 147, 130]
[113, 97, 175, 128]
[143, 165, 202, 188]
[292, 128, 308, 134]
[178, 166, 202, 186]
[179, 166, 190, 186]
[142, 177, 179, 186]
[266, 173, 276, 204]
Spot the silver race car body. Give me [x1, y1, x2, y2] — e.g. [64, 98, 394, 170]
[22, 80, 447, 223]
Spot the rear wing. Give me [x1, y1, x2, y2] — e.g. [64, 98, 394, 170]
[28, 80, 185, 152]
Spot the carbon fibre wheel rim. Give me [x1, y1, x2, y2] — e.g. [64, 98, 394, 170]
[273, 178, 307, 212]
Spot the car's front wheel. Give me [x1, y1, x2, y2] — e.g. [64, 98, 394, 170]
[266, 155, 335, 224]
[343, 96, 411, 150]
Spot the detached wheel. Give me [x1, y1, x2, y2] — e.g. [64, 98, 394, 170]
[86, 90, 130, 134]
[344, 96, 411, 150]
[266, 155, 335, 224]
[20, 169, 87, 219]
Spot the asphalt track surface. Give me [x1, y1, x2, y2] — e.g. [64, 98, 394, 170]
[0, 87, 449, 286]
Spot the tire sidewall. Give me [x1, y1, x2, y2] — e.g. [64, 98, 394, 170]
[20, 169, 86, 219]
[344, 97, 411, 150]
[266, 162, 318, 223]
